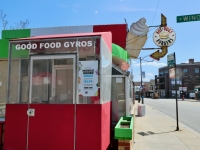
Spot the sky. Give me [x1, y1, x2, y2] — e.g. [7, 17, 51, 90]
[0, 0, 200, 82]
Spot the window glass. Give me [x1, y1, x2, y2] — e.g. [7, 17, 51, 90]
[100, 38, 112, 104]
[159, 71, 163, 75]
[176, 69, 179, 74]
[176, 76, 179, 81]
[183, 69, 188, 73]
[31, 59, 52, 103]
[31, 57, 74, 104]
[195, 68, 199, 73]
[54, 58, 73, 65]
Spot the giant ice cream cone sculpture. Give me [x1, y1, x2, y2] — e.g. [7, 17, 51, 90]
[126, 18, 149, 58]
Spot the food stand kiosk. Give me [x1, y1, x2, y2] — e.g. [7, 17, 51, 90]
[4, 32, 112, 150]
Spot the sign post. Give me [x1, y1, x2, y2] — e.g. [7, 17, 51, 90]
[167, 52, 179, 131]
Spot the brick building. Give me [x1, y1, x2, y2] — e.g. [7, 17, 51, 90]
[155, 59, 200, 98]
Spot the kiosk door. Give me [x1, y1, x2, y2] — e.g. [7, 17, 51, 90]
[27, 55, 76, 150]
[53, 65, 74, 104]
[30, 55, 76, 104]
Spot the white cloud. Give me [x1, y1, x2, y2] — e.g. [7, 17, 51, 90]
[142, 61, 166, 67]
[133, 72, 154, 77]
[72, 9, 79, 12]
[132, 61, 166, 67]
[108, 5, 158, 12]
[146, 73, 154, 77]
[131, 60, 137, 64]
[71, 3, 81, 12]
[59, 4, 68, 8]
[142, 78, 151, 82]
[134, 77, 150, 82]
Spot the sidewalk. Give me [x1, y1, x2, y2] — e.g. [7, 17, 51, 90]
[133, 101, 200, 150]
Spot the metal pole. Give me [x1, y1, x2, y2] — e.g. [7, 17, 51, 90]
[182, 86, 183, 100]
[140, 57, 144, 104]
[174, 52, 179, 131]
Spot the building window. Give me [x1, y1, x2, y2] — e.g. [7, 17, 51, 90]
[165, 70, 168, 73]
[176, 69, 179, 74]
[159, 71, 163, 75]
[176, 76, 179, 81]
[195, 76, 199, 80]
[172, 84, 175, 89]
[149, 86, 153, 90]
[183, 69, 188, 73]
[195, 68, 199, 73]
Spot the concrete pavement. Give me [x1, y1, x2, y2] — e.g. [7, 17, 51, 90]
[133, 101, 200, 150]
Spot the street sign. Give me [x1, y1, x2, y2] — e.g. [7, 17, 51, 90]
[168, 60, 175, 68]
[167, 53, 175, 68]
[142, 71, 145, 78]
[177, 14, 200, 23]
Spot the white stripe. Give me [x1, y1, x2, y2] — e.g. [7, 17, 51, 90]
[30, 26, 93, 36]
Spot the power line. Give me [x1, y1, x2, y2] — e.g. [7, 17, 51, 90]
[151, 0, 161, 25]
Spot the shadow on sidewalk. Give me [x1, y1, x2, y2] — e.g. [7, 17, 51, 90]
[135, 115, 145, 117]
[189, 100, 200, 102]
[137, 130, 176, 136]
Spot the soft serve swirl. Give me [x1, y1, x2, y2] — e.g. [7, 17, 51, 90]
[130, 18, 149, 36]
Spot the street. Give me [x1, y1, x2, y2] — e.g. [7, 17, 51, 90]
[141, 98, 200, 134]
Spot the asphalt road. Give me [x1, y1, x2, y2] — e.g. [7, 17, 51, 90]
[142, 98, 200, 134]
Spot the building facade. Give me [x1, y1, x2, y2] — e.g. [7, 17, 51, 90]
[155, 59, 200, 98]
[134, 81, 150, 97]
[148, 79, 155, 98]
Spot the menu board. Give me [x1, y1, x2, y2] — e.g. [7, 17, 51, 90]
[78, 61, 98, 96]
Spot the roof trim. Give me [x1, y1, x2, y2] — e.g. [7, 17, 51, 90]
[10, 32, 111, 41]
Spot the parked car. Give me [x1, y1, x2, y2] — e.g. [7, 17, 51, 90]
[151, 93, 159, 99]
[189, 93, 195, 99]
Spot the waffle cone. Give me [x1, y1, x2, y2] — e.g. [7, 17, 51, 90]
[125, 32, 147, 58]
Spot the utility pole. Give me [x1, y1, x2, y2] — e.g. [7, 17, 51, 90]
[140, 57, 144, 104]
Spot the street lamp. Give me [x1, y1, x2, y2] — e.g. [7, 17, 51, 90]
[139, 56, 154, 104]
[140, 57, 144, 104]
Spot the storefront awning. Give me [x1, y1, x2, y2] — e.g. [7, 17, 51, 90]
[112, 43, 130, 71]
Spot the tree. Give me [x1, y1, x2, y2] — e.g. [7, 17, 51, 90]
[0, 10, 8, 30]
[0, 10, 29, 30]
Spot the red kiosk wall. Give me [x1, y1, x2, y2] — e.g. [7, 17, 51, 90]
[4, 104, 28, 150]
[27, 104, 75, 150]
[93, 24, 127, 49]
[76, 102, 111, 150]
[4, 104, 75, 150]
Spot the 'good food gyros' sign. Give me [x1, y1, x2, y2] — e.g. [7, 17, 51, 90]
[15, 40, 93, 50]
[153, 26, 176, 47]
